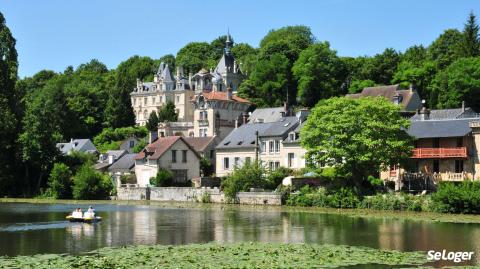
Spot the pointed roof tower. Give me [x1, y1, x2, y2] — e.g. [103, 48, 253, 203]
[225, 29, 233, 55]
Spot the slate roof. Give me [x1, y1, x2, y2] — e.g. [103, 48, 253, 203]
[56, 139, 97, 155]
[183, 137, 217, 153]
[109, 153, 136, 173]
[214, 53, 235, 75]
[217, 117, 300, 150]
[407, 118, 475, 138]
[410, 107, 478, 121]
[248, 107, 285, 123]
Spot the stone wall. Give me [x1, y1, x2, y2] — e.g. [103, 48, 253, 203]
[236, 192, 282, 205]
[117, 187, 149, 200]
[116, 187, 280, 205]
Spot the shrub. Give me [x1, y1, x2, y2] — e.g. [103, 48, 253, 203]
[265, 167, 293, 190]
[72, 164, 113, 200]
[431, 181, 480, 214]
[60, 151, 97, 174]
[46, 163, 72, 199]
[221, 161, 266, 201]
[200, 192, 211, 203]
[286, 186, 360, 208]
[360, 193, 427, 211]
[328, 188, 361, 208]
[200, 157, 214, 177]
[150, 168, 174, 187]
[132, 138, 147, 153]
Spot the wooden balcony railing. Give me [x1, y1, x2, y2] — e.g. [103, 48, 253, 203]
[411, 147, 467, 159]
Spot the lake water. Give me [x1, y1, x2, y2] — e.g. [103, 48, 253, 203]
[0, 202, 479, 267]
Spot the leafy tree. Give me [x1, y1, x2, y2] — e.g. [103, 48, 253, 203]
[0, 12, 19, 196]
[292, 42, 346, 106]
[459, 11, 480, 58]
[18, 77, 69, 194]
[401, 45, 428, 64]
[300, 97, 412, 187]
[150, 168, 174, 187]
[145, 111, 159, 131]
[132, 138, 147, 153]
[200, 157, 214, 177]
[221, 161, 266, 200]
[392, 61, 437, 104]
[265, 167, 292, 190]
[157, 101, 178, 122]
[238, 53, 289, 107]
[431, 57, 480, 111]
[427, 29, 463, 68]
[360, 48, 400, 85]
[104, 56, 155, 128]
[259, 26, 315, 59]
[46, 163, 72, 199]
[347, 79, 375, 94]
[231, 43, 257, 75]
[72, 163, 113, 199]
[176, 42, 212, 74]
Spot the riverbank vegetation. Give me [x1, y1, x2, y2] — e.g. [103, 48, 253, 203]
[0, 242, 426, 268]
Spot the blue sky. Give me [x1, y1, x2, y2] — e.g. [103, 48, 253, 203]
[2, 0, 480, 77]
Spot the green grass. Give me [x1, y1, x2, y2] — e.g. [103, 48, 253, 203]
[0, 242, 427, 269]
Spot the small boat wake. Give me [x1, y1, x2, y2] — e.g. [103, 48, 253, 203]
[0, 221, 71, 232]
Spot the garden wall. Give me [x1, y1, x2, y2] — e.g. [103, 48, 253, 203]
[116, 187, 280, 205]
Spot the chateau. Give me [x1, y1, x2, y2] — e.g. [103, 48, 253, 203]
[130, 34, 250, 140]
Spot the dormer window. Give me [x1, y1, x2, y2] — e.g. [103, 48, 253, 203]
[289, 132, 296, 141]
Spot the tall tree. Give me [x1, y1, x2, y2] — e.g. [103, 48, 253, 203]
[145, 111, 159, 132]
[157, 101, 178, 122]
[300, 97, 412, 187]
[431, 57, 480, 111]
[159, 54, 176, 73]
[104, 56, 155, 128]
[0, 12, 19, 196]
[292, 42, 346, 107]
[459, 11, 480, 57]
[18, 78, 69, 194]
[427, 29, 463, 68]
[176, 42, 212, 74]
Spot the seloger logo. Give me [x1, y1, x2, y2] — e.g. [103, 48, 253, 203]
[427, 250, 474, 263]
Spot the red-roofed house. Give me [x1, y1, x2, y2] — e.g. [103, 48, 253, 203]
[134, 136, 201, 187]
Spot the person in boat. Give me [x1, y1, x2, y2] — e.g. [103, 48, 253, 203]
[84, 206, 95, 219]
[72, 208, 83, 218]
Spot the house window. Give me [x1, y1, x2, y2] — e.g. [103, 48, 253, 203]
[433, 160, 439, 173]
[182, 150, 187, 163]
[269, 161, 280, 171]
[234, 157, 240, 167]
[224, 157, 230, 170]
[172, 150, 177, 163]
[275, 161, 280, 169]
[455, 160, 463, 173]
[269, 141, 274, 153]
[245, 157, 251, 164]
[160, 96, 163, 103]
[261, 141, 266, 153]
[129, 141, 135, 148]
[289, 133, 295, 141]
[288, 153, 295, 167]
[144, 98, 148, 105]
[433, 138, 440, 148]
[210, 150, 214, 159]
[274, 140, 280, 153]
[176, 95, 180, 104]
[200, 128, 207, 137]
[133, 98, 136, 106]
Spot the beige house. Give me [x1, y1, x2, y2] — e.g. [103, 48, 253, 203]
[215, 109, 309, 177]
[134, 136, 200, 187]
[381, 106, 480, 190]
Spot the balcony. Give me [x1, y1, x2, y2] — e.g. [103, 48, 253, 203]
[198, 119, 209, 127]
[411, 147, 467, 159]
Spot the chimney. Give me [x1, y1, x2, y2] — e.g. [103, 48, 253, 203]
[418, 100, 430, 120]
[108, 155, 114, 165]
[242, 112, 249, 125]
[283, 102, 288, 116]
[233, 60, 237, 74]
[235, 119, 239, 129]
[462, 101, 465, 112]
[227, 87, 233, 100]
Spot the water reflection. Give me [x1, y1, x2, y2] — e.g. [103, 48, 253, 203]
[0, 203, 479, 266]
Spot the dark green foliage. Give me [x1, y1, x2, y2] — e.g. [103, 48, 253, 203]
[46, 163, 72, 199]
[159, 54, 176, 73]
[427, 29, 463, 68]
[221, 161, 266, 200]
[360, 193, 426, 212]
[176, 42, 213, 74]
[431, 57, 480, 111]
[145, 111, 159, 132]
[200, 157, 214, 177]
[93, 126, 147, 152]
[293, 42, 346, 106]
[265, 167, 292, 190]
[150, 168, 174, 187]
[104, 56, 155, 128]
[459, 12, 480, 58]
[431, 182, 480, 214]
[72, 164, 113, 200]
[157, 101, 178, 122]
[347, 79, 375, 94]
[286, 186, 360, 208]
[132, 138, 147, 153]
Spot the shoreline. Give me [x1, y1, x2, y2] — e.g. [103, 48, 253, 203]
[3, 198, 480, 224]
